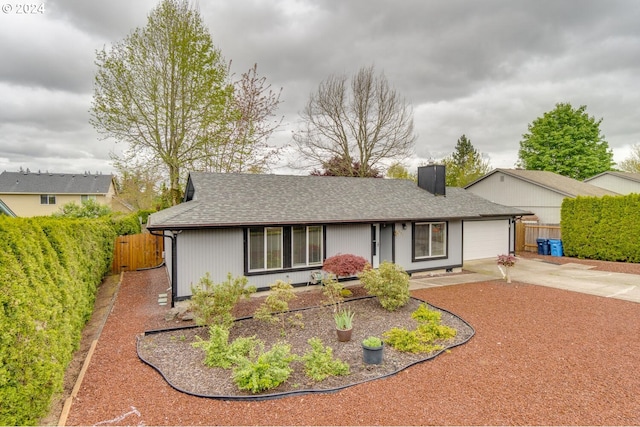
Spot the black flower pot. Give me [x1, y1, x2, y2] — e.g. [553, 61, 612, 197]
[362, 342, 384, 364]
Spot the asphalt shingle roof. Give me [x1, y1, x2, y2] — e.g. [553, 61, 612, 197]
[467, 169, 619, 197]
[0, 171, 114, 194]
[584, 171, 640, 184]
[148, 172, 530, 229]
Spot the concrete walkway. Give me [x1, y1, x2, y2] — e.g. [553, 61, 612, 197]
[409, 257, 640, 304]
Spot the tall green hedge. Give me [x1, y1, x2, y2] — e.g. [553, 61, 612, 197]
[561, 194, 640, 262]
[0, 216, 115, 425]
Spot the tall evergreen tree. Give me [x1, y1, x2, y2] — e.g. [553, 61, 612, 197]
[441, 135, 491, 186]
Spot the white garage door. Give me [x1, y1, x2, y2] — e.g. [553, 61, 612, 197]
[463, 220, 510, 261]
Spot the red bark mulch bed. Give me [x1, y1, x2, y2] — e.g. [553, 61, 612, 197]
[62, 261, 640, 426]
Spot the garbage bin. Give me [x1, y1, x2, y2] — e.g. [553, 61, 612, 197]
[536, 238, 550, 255]
[549, 239, 563, 257]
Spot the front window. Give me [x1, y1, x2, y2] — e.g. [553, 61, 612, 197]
[249, 227, 283, 271]
[292, 226, 323, 267]
[248, 226, 323, 272]
[414, 222, 447, 259]
[81, 195, 97, 202]
[40, 195, 56, 205]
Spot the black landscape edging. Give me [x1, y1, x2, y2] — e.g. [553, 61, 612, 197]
[137, 296, 475, 401]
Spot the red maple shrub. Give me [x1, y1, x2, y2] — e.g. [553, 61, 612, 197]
[322, 254, 370, 277]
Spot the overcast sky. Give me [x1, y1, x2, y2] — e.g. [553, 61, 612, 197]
[1, 0, 639, 176]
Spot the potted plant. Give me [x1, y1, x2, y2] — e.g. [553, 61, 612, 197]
[362, 336, 384, 364]
[334, 307, 354, 342]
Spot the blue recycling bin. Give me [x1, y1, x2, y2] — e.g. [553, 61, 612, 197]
[549, 239, 563, 257]
[536, 238, 550, 255]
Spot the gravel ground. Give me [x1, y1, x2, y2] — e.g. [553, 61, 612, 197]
[61, 256, 640, 426]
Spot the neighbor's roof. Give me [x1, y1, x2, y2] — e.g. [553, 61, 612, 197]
[584, 171, 640, 184]
[465, 169, 619, 197]
[0, 171, 114, 195]
[148, 172, 531, 229]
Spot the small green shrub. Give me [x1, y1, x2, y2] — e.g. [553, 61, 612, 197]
[190, 273, 256, 327]
[321, 276, 345, 309]
[254, 280, 303, 335]
[232, 343, 296, 393]
[192, 324, 260, 369]
[383, 304, 456, 353]
[362, 336, 383, 347]
[302, 338, 349, 381]
[359, 261, 410, 311]
[383, 327, 432, 353]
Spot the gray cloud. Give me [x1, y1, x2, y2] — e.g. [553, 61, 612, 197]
[1, 0, 639, 175]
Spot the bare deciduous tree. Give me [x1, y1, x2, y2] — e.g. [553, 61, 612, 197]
[619, 143, 640, 173]
[293, 65, 416, 177]
[192, 63, 283, 174]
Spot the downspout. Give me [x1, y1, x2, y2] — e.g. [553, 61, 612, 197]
[149, 229, 179, 308]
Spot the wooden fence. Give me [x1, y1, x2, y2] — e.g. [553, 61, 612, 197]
[516, 223, 562, 253]
[112, 232, 164, 273]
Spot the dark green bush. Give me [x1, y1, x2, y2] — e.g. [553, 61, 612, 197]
[562, 194, 640, 262]
[110, 211, 142, 235]
[0, 216, 115, 425]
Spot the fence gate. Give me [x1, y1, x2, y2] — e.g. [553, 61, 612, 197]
[515, 222, 562, 253]
[112, 233, 164, 273]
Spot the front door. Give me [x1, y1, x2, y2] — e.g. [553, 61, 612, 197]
[372, 223, 394, 268]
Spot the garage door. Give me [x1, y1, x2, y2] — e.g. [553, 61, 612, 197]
[463, 220, 510, 261]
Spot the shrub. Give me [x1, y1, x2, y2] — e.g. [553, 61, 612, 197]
[321, 276, 345, 310]
[54, 198, 112, 218]
[362, 336, 383, 347]
[192, 324, 260, 369]
[322, 254, 369, 277]
[190, 273, 256, 327]
[254, 280, 303, 335]
[0, 216, 115, 425]
[110, 211, 142, 235]
[302, 338, 349, 381]
[359, 261, 410, 311]
[232, 343, 296, 393]
[383, 304, 456, 353]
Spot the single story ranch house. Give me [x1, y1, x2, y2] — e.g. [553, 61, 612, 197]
[147, 165, 530, 303]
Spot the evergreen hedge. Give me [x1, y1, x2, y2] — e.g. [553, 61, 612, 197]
[561, 194, 640, 262]
[0, 216, 115, 425]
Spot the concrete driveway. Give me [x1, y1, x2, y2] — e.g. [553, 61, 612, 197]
[410, 257, 640, 304]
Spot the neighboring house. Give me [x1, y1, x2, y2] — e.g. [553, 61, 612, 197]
[464, 169, 619, 224]
[0, 170, 130, 217]
[584, 171, 640, 195]
[147, 166, 530, 302]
